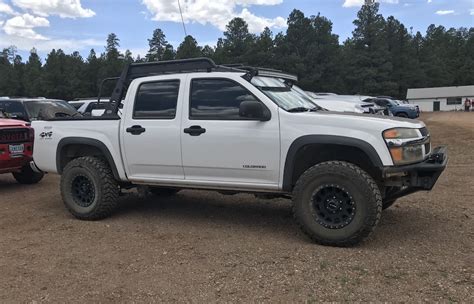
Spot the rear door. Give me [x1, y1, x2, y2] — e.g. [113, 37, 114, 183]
[121, 76, 186, 182]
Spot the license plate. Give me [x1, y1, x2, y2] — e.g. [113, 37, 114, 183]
[9, 144, 24, 154]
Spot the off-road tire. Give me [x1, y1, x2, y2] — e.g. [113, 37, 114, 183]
[292, 161, 382, 247]
[60, 156, 119, 220]
[149, 187, 180, 196]
[12, 165, 44, 184]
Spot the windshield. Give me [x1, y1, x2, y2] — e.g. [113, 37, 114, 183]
[251, 76, 318, 111]
[24, 100, 78, 120]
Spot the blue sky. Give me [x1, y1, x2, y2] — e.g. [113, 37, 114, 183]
[0, 0, 473, 60]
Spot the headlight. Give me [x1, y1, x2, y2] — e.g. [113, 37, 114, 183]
[383, 128, 427, 165]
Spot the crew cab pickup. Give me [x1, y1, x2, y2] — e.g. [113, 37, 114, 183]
[31, 58, 447, 246]
[0, 113, 44, 184]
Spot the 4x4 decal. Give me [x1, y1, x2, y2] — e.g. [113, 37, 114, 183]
[40, 131, 53, 139]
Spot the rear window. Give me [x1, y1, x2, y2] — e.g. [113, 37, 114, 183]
[133, 80, 180, 119]
[24, 100, 78, 120]
[0, 101, 28, 120]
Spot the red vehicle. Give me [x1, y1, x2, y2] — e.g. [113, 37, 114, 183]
[0, 112, 44, 184]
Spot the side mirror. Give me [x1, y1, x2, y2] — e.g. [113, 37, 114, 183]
[239, 101, 270, 121]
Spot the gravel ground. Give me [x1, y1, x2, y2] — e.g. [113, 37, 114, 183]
[0, 112, 472, 303]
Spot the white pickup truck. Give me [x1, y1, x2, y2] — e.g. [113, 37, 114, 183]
[31, 58, 447, 246]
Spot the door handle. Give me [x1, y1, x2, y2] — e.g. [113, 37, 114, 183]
[184, 125, 206, 136]
[126, 125, 146, 135]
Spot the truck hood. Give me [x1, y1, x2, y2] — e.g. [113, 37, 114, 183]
[0, 118, 29, 127]
[285, 110, 425, 131]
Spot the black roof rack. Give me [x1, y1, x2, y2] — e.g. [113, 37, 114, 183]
[222, 64, 298, 82]
[101, 58, 297, 115]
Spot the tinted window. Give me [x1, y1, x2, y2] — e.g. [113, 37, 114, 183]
[24, 100, 77, 120]
[190, 78, 259, 119]
[0, 101, 28, 120]
[134, 80, 180, 119]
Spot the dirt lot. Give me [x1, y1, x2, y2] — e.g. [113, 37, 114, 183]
[0, 112, 472, 303]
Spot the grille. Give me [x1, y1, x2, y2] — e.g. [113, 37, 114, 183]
[0, 128, 29, 144]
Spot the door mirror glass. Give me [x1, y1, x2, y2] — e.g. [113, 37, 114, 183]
[239, 101, 270, 121]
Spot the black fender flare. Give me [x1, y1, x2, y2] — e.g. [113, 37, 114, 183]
[56, 137, 120, 180]
[282, 135, 384, 192]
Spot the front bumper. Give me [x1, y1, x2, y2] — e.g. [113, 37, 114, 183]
[382, 146, 448, 198]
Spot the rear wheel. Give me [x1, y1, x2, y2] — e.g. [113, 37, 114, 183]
[12, 165, 44, 184]
[292, 161, 382, 247]
[396, 112, 408, 118]
[60, 156, 119, 220]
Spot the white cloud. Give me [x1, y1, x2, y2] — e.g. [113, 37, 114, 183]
[141, 0, 286, 33]
[3, 14, 49, 40]
[0, 32, 101, 52]
[0, 1, 17, 15]
[470, 9, 474, 16]
[435, 10, 455, 15]
[342, 0, 399, 8]
[427, 0, 432, 3]
[11, 0, 95, 18]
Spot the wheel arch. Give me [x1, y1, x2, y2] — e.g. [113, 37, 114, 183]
[282, 135, 384, 192]
[56, 137, 120, 180]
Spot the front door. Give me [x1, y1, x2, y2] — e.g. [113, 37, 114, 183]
[433, 101, 440, 111]
[180, 77, 280, 188]
[122, 76, 185, 181]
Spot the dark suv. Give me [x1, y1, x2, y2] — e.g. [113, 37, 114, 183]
[365, 98, 419, 119]
[0, 98, 80, 121]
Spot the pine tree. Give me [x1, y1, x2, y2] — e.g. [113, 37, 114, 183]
[343, 3, 396, 95]
[23, 48, 43, 97]
[176, 35, 202, 59]
[146, 28, 168, 62]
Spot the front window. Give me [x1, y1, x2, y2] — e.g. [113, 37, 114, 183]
[250, 76, 318, 112]
[190, 78, 262, 120]
[24, 100, 78, 120]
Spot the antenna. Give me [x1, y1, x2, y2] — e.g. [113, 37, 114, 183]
[177, 0, 188, 37]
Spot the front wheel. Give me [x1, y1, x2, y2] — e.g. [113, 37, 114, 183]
[12, 165, 44, 184]
[60, 156, 119, 220]
[292, 161, 382, 247]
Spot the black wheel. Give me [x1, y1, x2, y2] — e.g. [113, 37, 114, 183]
[12, 165, 44, 184]
[60, 156, 119, 220]
[396, 113, 408, 118]
[292, 161, 382, 247]
[149, 187, 180, 196]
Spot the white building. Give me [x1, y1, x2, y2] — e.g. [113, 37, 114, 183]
[406, 85, 474, 112]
